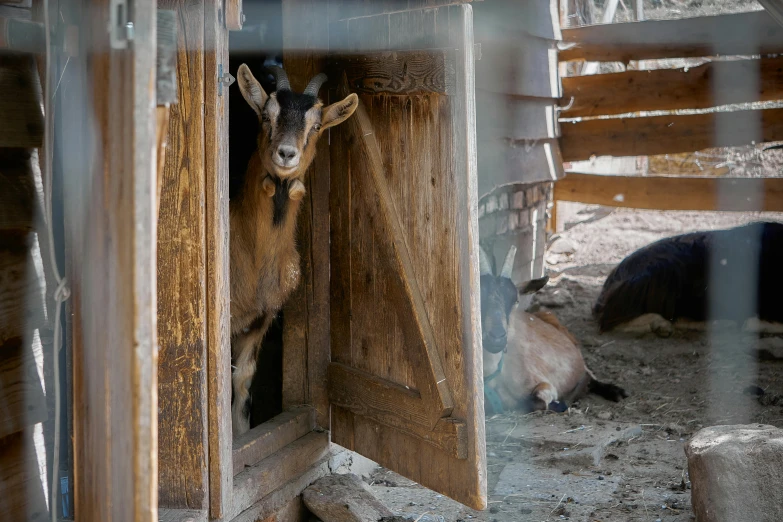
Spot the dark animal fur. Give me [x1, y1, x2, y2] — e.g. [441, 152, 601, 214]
[594, 221, 783, 332]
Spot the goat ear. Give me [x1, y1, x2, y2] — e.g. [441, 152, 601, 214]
[321, 93, 358, 131]
[237, 64, 268, 117]
[519, 276, 549, 295]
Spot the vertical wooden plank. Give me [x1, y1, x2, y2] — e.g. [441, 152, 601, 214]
[327, 83, 352, 368]
[66, 0, 158, 519]
[204, 0, 231, 518]
[281, 0, 331, 427]
[0, 430, 48, 520]
[156, 0, 209, 510]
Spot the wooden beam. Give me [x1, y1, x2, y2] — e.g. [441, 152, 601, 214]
[0, 56, 43, 148]
[232, 407, 315, 476]
[561, 57, 783, 118]
[328, 363, 468, 460]
[0, 338, 47, 439]
[0, 430, 48, 521]
[229, 431, 330, 521]
[156, 0, 209, 510]
[759, 0, 783, 29]
[559, 108, 783, 162]
[339, 78, 454, 425]
[204, 0, 231, 518]
[554, 173, 783, 212]
[560, 11, 783, 63]
[335, 50, 456, 95]
[225, 0, 243, 30]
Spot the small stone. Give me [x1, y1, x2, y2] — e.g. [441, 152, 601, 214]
[549, 237, 577, 255]
[489, 506, 499, 514]
[597, 411, 612, 421]
[520, 507, 533, 514]
[598, 475, 605, 481]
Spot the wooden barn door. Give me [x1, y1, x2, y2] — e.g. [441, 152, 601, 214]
[327, 4, 486, 510]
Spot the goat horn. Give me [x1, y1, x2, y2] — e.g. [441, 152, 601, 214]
[268, 66, 291, 91]
[500, 245, 517, 279]
[479, 247, 493, 276]
[303, 73, 328, 96]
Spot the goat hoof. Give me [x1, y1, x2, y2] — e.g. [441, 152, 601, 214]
[289, 180, 306, 201]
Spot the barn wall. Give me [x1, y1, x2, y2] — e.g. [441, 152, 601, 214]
[478, 182, 551, 284]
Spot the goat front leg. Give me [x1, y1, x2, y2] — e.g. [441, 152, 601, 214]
[232, 313, 275, 436]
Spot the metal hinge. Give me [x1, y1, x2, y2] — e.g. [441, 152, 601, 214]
[109, 0, 134, 49]
[218, 64, 235, 96]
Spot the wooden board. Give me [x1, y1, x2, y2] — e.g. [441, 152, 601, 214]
[561, 57, 783, 118]
[337, 49, 456, 96]
[204, 0, 231, 517]
[328, 4, 486, 510]
[560, 10, 783, 63]
[0, 338, 47, 439]
[0, 56, 43, 148]
[232, 407, 315, 476]
[554, 173, 783, 212]
[0, 430, 48, 521]
[477, 139, 564, 197]
[477, 90, 560, 141]
[156, 0, 209, 511]
[475, 32, 560, 98]
[560, 108, 783, 162]
[229, 431, 330, 521]
[281, 0, 331, 428]
[65, 0, 158, 518]
[473, 0, 561, 40]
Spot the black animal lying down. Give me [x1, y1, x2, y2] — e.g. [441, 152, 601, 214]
[594, 221, 783, 332]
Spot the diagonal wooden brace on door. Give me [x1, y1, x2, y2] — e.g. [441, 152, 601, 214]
[338, 74, 454, 427]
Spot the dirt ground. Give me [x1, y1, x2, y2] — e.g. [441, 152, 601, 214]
[366, 205, 783, 522]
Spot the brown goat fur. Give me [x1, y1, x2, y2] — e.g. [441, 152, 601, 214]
[480, 246, 626, 414]
[230, 64, 358, 435]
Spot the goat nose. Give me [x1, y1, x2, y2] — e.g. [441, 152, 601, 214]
[488, 327, 507, 340]
[277, 145, 298, 161]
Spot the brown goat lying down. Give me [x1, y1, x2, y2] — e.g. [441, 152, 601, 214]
[480, 246, 626, 414]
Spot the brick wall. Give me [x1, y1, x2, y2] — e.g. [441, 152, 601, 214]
[478, 182, 552, 285]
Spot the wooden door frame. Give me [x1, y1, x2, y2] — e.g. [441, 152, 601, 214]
[65, 0, 158, 519]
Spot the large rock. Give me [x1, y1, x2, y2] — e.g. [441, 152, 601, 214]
[685, 424, 783, 522]
[303, 474, 393, 522]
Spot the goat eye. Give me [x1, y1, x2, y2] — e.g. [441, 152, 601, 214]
[261, 114, 270, 123]
[313, 123, 321, 132]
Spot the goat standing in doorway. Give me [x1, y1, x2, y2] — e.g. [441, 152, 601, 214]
[230, 65, 358, 435]
[480, 246, 627, 414]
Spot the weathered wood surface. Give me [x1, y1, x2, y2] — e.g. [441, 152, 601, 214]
[339, 78, 454, 425]
[66, 0, 158, 518]
[156, 0, 209, 510]
[561, 57, 783, 118]
[560, 108, 783, 161]
[230, 431, 330, 520]
[226, 0, 243, 30]
[155, 106, 170, 221]
[328, 4, 486, 510]
[0, 338, 47, 439]
[0, 238, 42, 349]
[0, 56, 43, 148]
[158, 509, 208, 522]
[328, 363, 467, 459]
[475, 33, 560, 98]
[232, 406, 315, 476]
[560, 10, 783, 63]
[0, 430, 48, 520]
[302, 473, 394, 522]
[336, 50, 456, 95]
[477, 90, 560, 140]
[156, 9, 178, 105]
[555, 173, 783, 212]
[281, 0, 331, 427]
[473, 0, 560, 40]
[204, 0, 231, 517]
[478, 139, 564, 196]
[230, 454, 331, 522]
